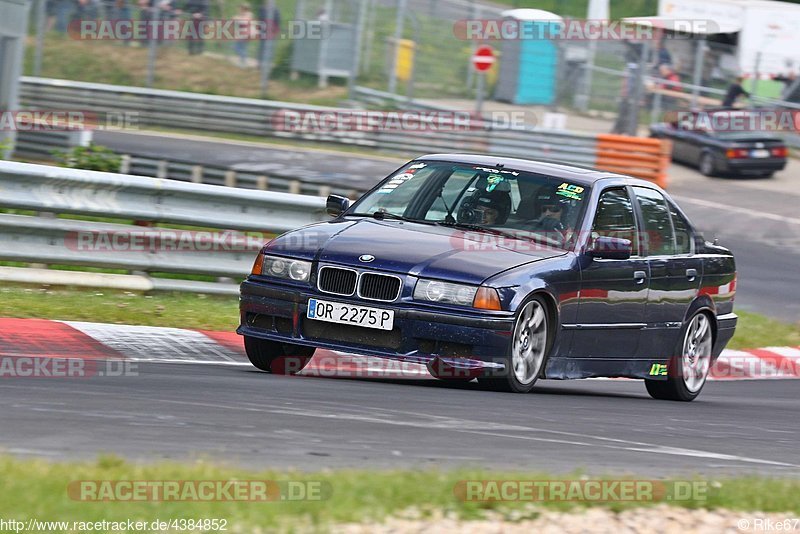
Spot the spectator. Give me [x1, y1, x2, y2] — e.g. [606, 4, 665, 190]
[183, 0, 209, 55]
[257, 1, 281, 67]
[73, 0, 100, 24]
[654, 37, 672, 70]
[657, 64, 681, 91]
[772, 71, 798, 100]
[46, 0, 74, 33]
[655, 64, 681, 111]
[722, 76, 750, 108]
[232, 4, 255, 67]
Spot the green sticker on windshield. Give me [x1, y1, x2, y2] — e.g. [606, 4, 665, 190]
[556, 182, 585, 201]
[486, 174, 505, 192]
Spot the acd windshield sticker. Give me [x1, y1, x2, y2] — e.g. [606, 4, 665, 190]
[556, 182, 585, 201]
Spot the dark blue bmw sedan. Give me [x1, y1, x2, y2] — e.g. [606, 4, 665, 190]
[237, 154, 737, 400]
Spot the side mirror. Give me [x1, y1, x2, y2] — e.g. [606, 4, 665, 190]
[326, 194, 350, 217]
[588, 236, 632, 260]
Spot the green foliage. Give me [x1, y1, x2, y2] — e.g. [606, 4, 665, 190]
[0, 136, 12, 159]
[53, 143, 122, 172]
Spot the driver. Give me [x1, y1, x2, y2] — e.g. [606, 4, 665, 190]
[470, 189, 512, 225]
[530, 193, 568, 238]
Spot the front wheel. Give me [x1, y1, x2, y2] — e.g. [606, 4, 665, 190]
[645, 312, 714, 401]
[478, 296, 551, 393]
[244, 336, 315, 374]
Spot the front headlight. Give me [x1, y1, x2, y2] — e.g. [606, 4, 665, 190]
[258, 255, 312, 282]
[414, 279, 478, 306]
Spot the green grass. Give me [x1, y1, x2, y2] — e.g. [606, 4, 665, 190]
[729, 310, 800, 351]
[0, 455, 798, 533]
[0, 285, 798, 350]
[0, 285, 238, 331]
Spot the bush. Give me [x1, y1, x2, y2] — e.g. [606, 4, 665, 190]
[53, 143, 122, 172]
[0, 137, 11, 159]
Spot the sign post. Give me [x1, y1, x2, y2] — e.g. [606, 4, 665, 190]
[471, 45, 495, 116]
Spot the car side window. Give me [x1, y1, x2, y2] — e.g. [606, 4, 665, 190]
[592, 188, 639, 255]
[632, 187, 676, 256]
[667, 201, 693, 255]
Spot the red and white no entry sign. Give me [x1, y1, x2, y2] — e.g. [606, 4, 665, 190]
[471, 45, 495, 72]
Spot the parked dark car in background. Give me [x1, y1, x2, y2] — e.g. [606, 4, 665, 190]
[238, 155, 738, 401]
[650, 109, 788, 177]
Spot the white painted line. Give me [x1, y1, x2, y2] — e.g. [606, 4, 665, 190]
[763, 347, 800, 360]
[671, 195, 800, 226]
[61, 321, 244, 363]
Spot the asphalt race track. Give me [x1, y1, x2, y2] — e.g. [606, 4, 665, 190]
[1, 361, 798, 476]
[4, 133, 797, 477]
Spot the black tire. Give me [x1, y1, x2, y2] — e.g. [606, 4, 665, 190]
[699, 152, 716, 177]
[645, 312, 714, 402]
[477, 295, 552, 393]
[244, 336, 315, 374]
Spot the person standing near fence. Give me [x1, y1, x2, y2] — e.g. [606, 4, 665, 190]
[183, 0, 208, 55]
[233, 4, 255, 66]
[257, 1, 281, 69]
[722, 76, 750, 108]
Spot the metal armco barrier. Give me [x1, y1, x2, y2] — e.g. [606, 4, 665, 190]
[0, 161, 327, 293]
[595, 135, 672, 189]
[14, 129, 93, 159]
[19, 78, 672, 187]
[0, 160, 326, 233]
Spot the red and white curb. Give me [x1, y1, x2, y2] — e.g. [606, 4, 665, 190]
[0, 318, 798, 381]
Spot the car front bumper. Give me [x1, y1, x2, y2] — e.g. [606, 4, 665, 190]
[237, 278, 515, 370]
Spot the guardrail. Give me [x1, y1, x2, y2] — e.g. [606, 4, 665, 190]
[0, 161, 327, 294]
[120, 154, 359, 198]
[19, 77, 671, 185]
[14, 129, 93, 159]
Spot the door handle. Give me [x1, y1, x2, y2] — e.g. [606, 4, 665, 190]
[686, 268, 698, 281]
[634, 271, 647, 284]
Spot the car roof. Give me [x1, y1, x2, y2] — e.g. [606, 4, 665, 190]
[415, 153, 658, 189]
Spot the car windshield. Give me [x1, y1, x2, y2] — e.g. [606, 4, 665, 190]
[347, 160, 591, 250]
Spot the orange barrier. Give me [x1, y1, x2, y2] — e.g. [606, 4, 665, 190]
[594, 134, 672, 189]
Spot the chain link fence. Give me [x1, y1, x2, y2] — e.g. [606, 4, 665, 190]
[23, 0, 800, 142]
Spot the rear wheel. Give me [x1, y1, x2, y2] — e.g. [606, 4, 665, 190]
[645, 312, 714, 401]
[699, 153, 716, 177]
[478, 296, 551, 393]
[244, 336, 315, 374]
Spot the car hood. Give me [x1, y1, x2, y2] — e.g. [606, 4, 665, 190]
[266, 218, 565, 285]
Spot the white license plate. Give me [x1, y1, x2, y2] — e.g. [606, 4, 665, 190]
[751, 149, 770, 158]
[307, 299, 394, 331]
